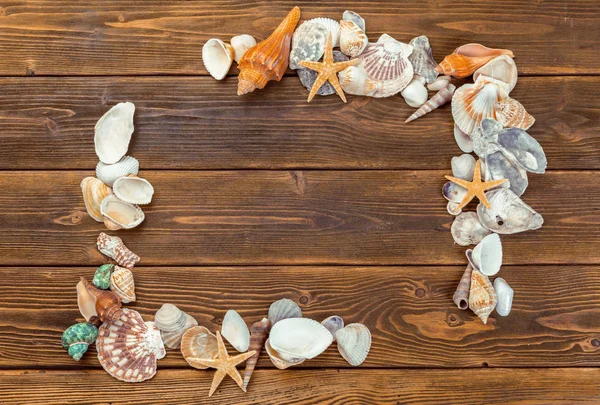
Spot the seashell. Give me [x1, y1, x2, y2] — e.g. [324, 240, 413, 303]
[454, 124, 474, 153]
[452, 75, 509, 135]
[269, 318, 333, 361]
[100, 195, 145, 230]
[401, 77, 428, 108]
[442, 181, 467, 203]
[335, 323, 371, 366]
[297, 51, 349, 96]
[453, 264, 473, 310]
[428, 75, 451, 91]
[81, 177, 113, 222]
[470, 118, 504, 157]
[94, 102, 135, 165]
[155, 303, 200, 349]
[447, 201, 462, 216]
[339, 20, 368, 58]
[477, 188, 544, 234]
[221, 310, 250, 352]
[97, 232, 141, 269]
[451, 212, 492, 247]
[289, 21, 328, 70]
[96, 156, 139, 187]
[484, 150, 528, 196]
[78, 277, 123, 323]
[321, 316, 344, 340]
[451, 153, 477, 181]
[360, 36, 413, 82]
[265, 338, 305, 369]
[342, 10, 365, 32]
[112, 175, 155, 205]
[110, 266, 136, 303]
[338, 65, 379, 97]
[405, 83, 455, 123]
[161, 317, 197, 350]
[474, 55, 518, 93]
[202, 38, 234, 80]
[77, 278, 99, 321]
[181, 326, 218, 369]
[408, 36, 438, 84]
[230, 34, 256, 63]
[436, 54, 502, 79]
[237, 7, 301, 95]
[469, 269, 497, 324]
[494, 277, 514, 316]
[268, 298, 302, 326]
[306, 18, 340, 47]
[495, 98, 535, 130]
[62, 322, 99, 360]
[96, 309, 165, 382]
[453, 43, 514, 59]
[471, 233, 502, 276]
[92, 263, 115, 290]
[242, 318, 271, 391]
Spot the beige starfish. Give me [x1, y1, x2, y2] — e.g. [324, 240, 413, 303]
[445, 160, 508, 214]
[188, 331, 256, 397]
[299, 33, 359, 103]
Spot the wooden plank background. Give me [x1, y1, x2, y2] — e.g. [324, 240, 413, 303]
[0, 0, 599, 403]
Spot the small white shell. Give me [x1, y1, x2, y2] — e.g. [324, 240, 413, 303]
[155, 304, 188, 332]
[109, 266, 136, 303]
[268, 298, 302, 326]
[94, 102, 135, 164]
[494, 277, 514, 316]
[339, 20, 367, 58]
[428, 75, 451, 91]
[221, 310, 250, 352]
[96, 156, 139, 187]
[342, 10, 365, 32]
[100, 195, 145, 230]
[321, 316, 344, 341]
[451, 212, 492, 247]
[269, 318, 333, 360]
[265, 338, 305, 369]
[202, 38, 234, 80]
[474, 55, 518, 93]
[454, 124, 474, 153]
[230, 34, 256, 63]
[451, 154, 477, 180]
[471, 233, 502, 276]
[447, 201, 462, 216]
[401, 77, 428, 108]
[306, 18, 341, 47]
[335, 323, 371, 366]
[112, 175, 155, 205]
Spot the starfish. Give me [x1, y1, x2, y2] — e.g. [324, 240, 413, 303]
[299, 33, 359, 103]
[445, 160, 508, 214]
[189, 331, 256, 397]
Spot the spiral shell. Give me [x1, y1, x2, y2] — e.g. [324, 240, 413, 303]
[110, 266, 136, 303]
[97, 232, 141, 269]
[469, 269, 497, 324]
[242, 318, 271, 391]
[495, 98, 535, 130]
[62, 322, 99, 361]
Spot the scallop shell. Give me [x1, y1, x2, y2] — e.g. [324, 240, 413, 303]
[100, 195, 145, 230]
[112, 175, 155, 205]
[81, 177, 113, 222]
[471, 233, 502, 276]
[269, 318, 333, 360]
[408, 35, 438, 84]
[469, 269, 497, 324]
[494, 277, 514, 317]
[428, 75, 451, 91]
[451, 212, 492, 246]
[451, 154, 477, 181]
[268, 298, 302, 326]
[454, 124, 474, 153]
[289, 21, 327, 70]
[306, 18, 340, 47]
[97, 232, 141, 269]
[202, 38, 234, 80]
[321, 315, 344, 340]
[96, 156, 140, 187]
[221, 309, 250, 352]
[342, 10, 365, 32]
[92, 263, 115, 290]
[360, 35, 413, 81]
[401, 77, 428, 108]
[484, 150, 528, 196]
[97, 309, 165, 382]
[339, 20, 367, 58]
[230, 34, 256, 63]
[495, 98, 535, 130]
[265, 338, 305, 369]
[242, 318, 271, 391]
[62, 322, 99, 361]
[181, 326, 219, 369]
[453, 265, 473, 310]
[94, 102, 135, 165]
[477, 188, 544, 234]
[453, 43, 514, 58]
[110, 266, 136, 303]
[405, 83, 455, 123]
[297, 51, 349, 96]
[474, 55, 518, 92]
[335, 323, 371, 366]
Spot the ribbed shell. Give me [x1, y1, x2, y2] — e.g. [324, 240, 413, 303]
[110, 266, 136, 303]
[360, 39, 413, 81]
[242, 318, 271, 391]
[96, 156, 139, 187]
[81, 177, 113, 222]
[306, 18, 341, 47]
[474, 55, 518, 92]
[160, 313, 198, 349]
[268, 298, 302, 325]
[495, 98, 535, 130]
[405, 83, 455, 123]
[180, 326, 218, 369]
[468, 269, 497, 324]
[435, 54, 500, 79]
[269, 318, 333, 360]
[408, 35, 438, 83]
[335, 323, 371, 366]
[289, 21, 327, 70]
[97, 232, 141, 269]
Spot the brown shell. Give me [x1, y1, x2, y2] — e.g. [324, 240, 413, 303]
[468, 269, 497, 324]
[242, 318, 271, 391]
[495, 98, 535, 129]
[435, 54, 500, 79]
[453, 264, 473, 310]
[97, 232, 141, 269]
[80, 277, 123, 323]
[237, 6, 301, 95]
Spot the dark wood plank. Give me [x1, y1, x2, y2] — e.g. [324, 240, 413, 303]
[0, 170, 597, 266]
[0, 76, 598, 170]
[1, 265, 599, 368]
[0, 0, 598, 76]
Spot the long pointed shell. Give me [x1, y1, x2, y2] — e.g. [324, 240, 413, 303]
[405, 83, 455, 123]
[81, 177, 113, 222]
[335, 323, 371, 366]
[321, 315, 344, 340]
[408, 35, 438, 83]
[97, 232, 141, 269]
[477, 188, 544, 234]
[268, 298, 302, 325]
[339, 20, 367, 58]
[265, 338, 304, 369]
[202, 38, 234, 80]
[469, 269, 497, 324]
[472, 233, 502, 276]
[110, 266, 136, 303]
[112, 175, 155, 205]
[289, 21, 327, 70]
[306, 18, 340, 47]
[181, 326, 218, 369]
[94, 102, 135, 164]
[342, 10, 365, 32]
[453, 265, 473, 310]
[96, 156, 139, 187]
[100, 195, 145, 230]
[230, 34, 256, 63]
[494, 277, 514, 316]
[221, 309, 250, 352]
[242, 318, 271, 391]
[453, 43, 514, 58]
[474, 55, 518, 92]
[451, 212, 492, 246]
[269, 318, 333, 360]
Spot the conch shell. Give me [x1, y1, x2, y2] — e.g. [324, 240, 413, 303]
[453, 264, 473, 310]
[405, 83, 455, 123]
[110, 266, 136, 303]
[81, 177, 113, 222]
[77, 277, 123, 323]
[237, 7, 301, 95]
[436, 44, 514, 79]
[97, 232, 141, 269]
[242, 318, 271, 391]
[469, 269, 497, 324]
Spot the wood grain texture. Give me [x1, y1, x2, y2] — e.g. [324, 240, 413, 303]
[0, 0, 598, 76]
[1, 266, 599, 368]
[0, 76, 597, 170]
[0, 170, 597, 266]
[0, 369, 598, 404]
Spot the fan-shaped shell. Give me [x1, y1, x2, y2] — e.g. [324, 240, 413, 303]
[92, 264, 114, 290]
[265, 338, 305, 369]
[474, 55, 518, 92]
[112, 175, 155, 205]
[471, 233, 502, 276]
[62, 322, 99, 361]
[335, 323, 371, 366]
[494, 277, 514, 317]
[269, 318, 333, 360]
[342, 10, 365, 32]
[451, 212, 492, 247]
[110, 266, 136, 303]
[306, 18, 340, 47]
[321, 316, 344, 340]
[81, 177, 113, 222]
[181, 326, 218, 369]
[96, 156, 139, 187]
[495, 98, 535, 130]
[268, 298, 302, 325]
[100, 195, 145, 230]
[95, 102, 135, 165]
[408, 35, 438, 84]
[202, 38, 234, 80]
[469, 269, 497, 324]
[339, 20, 367, 58]
[97, 232, 141, 269]
[230, 34, 256, 63]
[221, 309, 250, 352]
[360, 36, 413, 81]
[289, 21, 327, 70]
[477, 188, 544, 234]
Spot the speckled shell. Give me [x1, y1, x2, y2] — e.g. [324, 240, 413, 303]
[360, 35, 413, 81]
[112, 175, 155, 205]
[289, 21, 327, 70]
[469, 269, 497, 324]
[335, 323, 371, 366]
[96, 156, 140, 187]
[92, 264, 115, 290]
[321, 316, 344, 341]
[81, 177, 113, 222]
[97, 232, 141, 269]
[100, 195, 145, 230]
[94, 102, 135, 164]
[408, 35, 438, 83]
[339, 20, 367, 58]
[181, 326, 219, 369]
[221, 309, 250, 352]
[477, 188, 544, 234]
[495, 98, 535, 130]
[484, 150, 528, 196]
[110, 266, 136, 303]
[268, 298, 302, 326]
[62, 322, 99, 361]
[451, 212, 492, 247]
[242, 318, 271, 391]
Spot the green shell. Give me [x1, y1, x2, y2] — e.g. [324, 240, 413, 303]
[61, 322, 99, 361]
[92, 264, 115, 289]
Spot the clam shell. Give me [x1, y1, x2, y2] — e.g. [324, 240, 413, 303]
[81, 177, 113, 222]
[495, 98, 535, 130]
[477, 188, 544, 234]
[96, 156, 139, 187]
[408, 35, 438, 84]
[306, 18, 340, 47]
[221, 309, 250, 352]
[339, 20, 367, 58]
[112, 175, 154, 205]
[180, 326, 218, 369]
[496, 127, 546, 174]
[289, 21, 327, 70]
[454, 124, 474, 153]
[484, 150, 528, 196]
[401, 77, 428, 108]
[161, 313, 198, 349]
[92, 264, 115, 290]
[110, 266, 136, 303]
[100, 195, 145, 230]
[494, 277, 514, 317]
[230, 34, 256, 63]
[335, 323, 371, 366]
[342, 10, 365, 32]
[202, 38, 234, 80]
[360, 35, 413, 81]
[265, 338, 305, 369]
[297, 51, 349, 96]
[268, 298, 302, 326]
[469, 269, 497, 324]
[474, 55, 518, 92]
[94, 102, 135, 165]
[97, 232, 141, 269]
[472, 233, 502, 276]
[451, 154, 477, 181]
[62, 322, 99, 361]
[451, 212, 492, 247]
[269, 318, 333, 360]
[155, 303, 187, 332]
[321, 316, 344, 340]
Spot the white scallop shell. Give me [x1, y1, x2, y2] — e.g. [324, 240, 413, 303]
[360, 35, 413, 82]
[451, 154, 477, 181]
[477, 188, 544, 234]
[474, 55, 518, 93]
[202, 38, 233, 80]
[451, 212, 492, 247]
[96, 156, 139, 187]
[112, 175, 154, 205]
[230, 34, 256, 63]
[342, 10, 365, 32]
[335, 323, 371, 366]
[339, 20, 367, 58]
[494, 277, 514, 316]
[221, 309, 250, 352]
[268, 298, 302, 326]
[265, 338, 305, 369]
[100, 195, 145, 230]
[269, 318, 333, 360]
[401, 77, 428, 108]
[321, 315, 344, 341]
[94, 102, 135, 164]
[306, 18, 341, 47]
[289, 21, 328, 70]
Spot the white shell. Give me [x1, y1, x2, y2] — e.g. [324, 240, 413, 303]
[321, 316, 344, 341]
[474, 55, 518, 92]
[494, 277, 514, 316]
[428, 75, 451, 91]
[109, 266, 136, 303]
[338, 65, 379, 97]
[202, 38, 233, 80]
[306, 18, 341, 47]
[289, 21, 328, 70]
[451, 212, 492, 246]
[471, 233, 502, 276]
[265, 339, 305, 369]
[230, 34, 256, 63]
[360, 35, 413, 82]
[161, 314, 198, 349]
[221, 310, 250, 352]
[268, 298, 302, 326]
[401, 77, 428, 108]
[96, 156, 139, 187]
[100, 195, 145, 230]
[342, 10, 365, 32]
[451, 154, 477, 180]
[339, 20, 367, 58]
[112, 175, 155, 205]
[335, 323, 371, 366]
[269, 318, 333, 360]
[477, 188, 544, 234]
[447, 201, 462, 216]
[454, 124, 474, 153]
[94, 102, 135, 164]
[155, 304, 188, 332]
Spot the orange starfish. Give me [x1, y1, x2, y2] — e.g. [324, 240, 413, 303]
[299, 33, 359, 103]
[445, 160, 508, 214]
[188, 331, 256, 397]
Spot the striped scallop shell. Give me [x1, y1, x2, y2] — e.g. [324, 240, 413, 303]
[495, 98, 535, 130]
[109, 266, 136, 303]
[96, 156, 139, 187]
[360, 35, 413, 81]
[306, 18, 340, 47]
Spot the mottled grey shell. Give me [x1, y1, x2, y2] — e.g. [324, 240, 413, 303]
[268, 298, 302, 326]
[477, 188, 544, 234]
[442, 181, 467, 203]
[408, 35, 438, 83]
[289, 21, 328, 70]
[496, 127, 547, 174]
[342, 10, 365, 32]
[484, 150, 528, 196]
[297, 51, 349, 96]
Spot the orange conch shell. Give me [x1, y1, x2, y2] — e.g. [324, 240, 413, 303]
[237, 7, 301, 95]
[468, 269, 497, 324]
[436, 44, 514, 79]
[453, 43, 514, 58]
